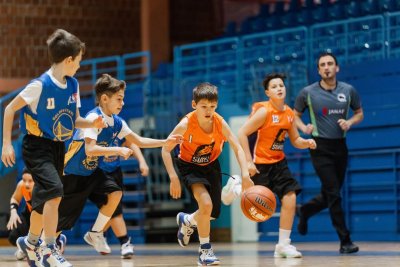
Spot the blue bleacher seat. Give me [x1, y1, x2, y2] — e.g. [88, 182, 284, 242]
[361, 0, 380, 15]
[345, 1, 362, 18]
[378, 0, 398, 12]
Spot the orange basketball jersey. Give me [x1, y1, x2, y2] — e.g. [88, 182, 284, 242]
[21, 185, 33, 212]
[250, 101, 294, 164]
[179, 111, 226, 165]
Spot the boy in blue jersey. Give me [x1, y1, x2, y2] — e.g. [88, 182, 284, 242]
[57, 73, 182, 255]
[1, 29, 106, 267]
[90, 137, 149, 258]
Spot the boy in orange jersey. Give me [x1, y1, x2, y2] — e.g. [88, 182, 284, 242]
[161, 82, 254, 266]
[238, 73, 316, 258]
[7, 168, 67, 260]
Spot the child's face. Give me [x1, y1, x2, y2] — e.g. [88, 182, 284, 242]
[65, 50, 83, 77]
[101, 89, 125, 116]
[22, 173, 34, 192]
[265, 78, 286, 100]
[192, 99, 218, 120]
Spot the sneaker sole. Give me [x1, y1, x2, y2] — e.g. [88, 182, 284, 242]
[197, 260, 221, 266]
[121, 252, 134, 259]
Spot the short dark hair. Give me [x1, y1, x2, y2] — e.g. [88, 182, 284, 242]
[95, 74, 126, 105]
[46, 29, 86, 64]
[262, 73, 286, 90]
[192, 82, 218, 103]
[22, 167, 31, 175]
[317, 52, 338, 67]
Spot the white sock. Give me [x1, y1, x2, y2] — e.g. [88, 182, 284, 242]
[187, 213, 197, 226]
[278, 228, 291, 245]
[91, 212, 111, 232]
[199, 236, 210, 245]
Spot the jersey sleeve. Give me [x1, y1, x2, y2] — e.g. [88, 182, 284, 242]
[294, 88, 308, 113]
[117, 119, 133, 139]
[82, 113, 101, 140]
[19, 80, 42, 106]
[349, 86, 362, 111]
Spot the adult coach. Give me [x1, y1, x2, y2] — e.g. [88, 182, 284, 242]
[293, 52, 364, 254]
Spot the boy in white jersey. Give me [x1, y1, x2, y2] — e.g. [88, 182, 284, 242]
[1, 29, 107, 267]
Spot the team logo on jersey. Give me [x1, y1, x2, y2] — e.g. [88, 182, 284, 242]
[191, 142, 215, 164]
[270, 129, 288, 151]
[287, 115, 294, 123]
[337, 93, 347, 103]
[52, 109, 74, 141]
[82, 156, 99, 170]
[67, 93, 78, 105]
[272, 115, 279, 123]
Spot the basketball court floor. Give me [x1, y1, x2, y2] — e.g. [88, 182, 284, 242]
[0, 242, 399, 267]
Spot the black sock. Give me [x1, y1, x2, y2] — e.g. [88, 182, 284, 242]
[117, 235, 130, 245]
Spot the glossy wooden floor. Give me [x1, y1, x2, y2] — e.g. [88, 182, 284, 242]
[1, 242, 400, 267]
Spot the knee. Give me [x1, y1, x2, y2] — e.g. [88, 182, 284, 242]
[108, 191, 122, 203]
[198, 200, 213, 216]
[281, 191, 296, 210]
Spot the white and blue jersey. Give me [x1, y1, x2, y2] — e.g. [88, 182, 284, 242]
[20, 72, 78, 141]
[64, 107, 125, 176]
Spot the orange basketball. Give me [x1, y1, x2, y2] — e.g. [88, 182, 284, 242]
[241, 185, 276, 222]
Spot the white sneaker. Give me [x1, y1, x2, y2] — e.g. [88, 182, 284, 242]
[121, 237, 134, 259]
[274, 239, 302, 258]
[198, 243, 220, 266]
[15, 248, 26, 261]
[221, 175, 241, 205]
[176, 212, 195, 247]
[42, 243, 72, 267]
[84, 231, 111, 255]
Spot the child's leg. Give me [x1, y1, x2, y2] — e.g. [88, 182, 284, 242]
[42, 197, 61, 245]
[92, 190, 122, 232]
[191, 184, 212, 241]
[275, 191, 302, 258]
[27, 211, 42, 245]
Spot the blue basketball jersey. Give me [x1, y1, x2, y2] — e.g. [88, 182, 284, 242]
[64, 107, 123, 176]
[99, 138, 125, 173]
[20, 72, 78, 141]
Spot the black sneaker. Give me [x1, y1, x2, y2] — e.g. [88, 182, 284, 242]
[340, 242, 359, 254]
[296, 204, 308, 235]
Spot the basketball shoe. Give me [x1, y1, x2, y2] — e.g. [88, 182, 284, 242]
[121, 237, 134, 259]
[176, 212, 196, 247]
[16, 236, 43, 267]
[56, 234, 67, 254]
[42, 243, 72, 267]
[274, 239, 302, 258]
[15, 248, 27, 261]
[221, 175, 241, 205]
[198, 243, 220, 266]
[84, 231, 111, 254]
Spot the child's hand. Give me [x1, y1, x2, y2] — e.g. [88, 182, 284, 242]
[92, 115, 107, 129]
[248, 161, 259, 177]
[118, 147, 133, 160]
[165, 134, 183, 146]
[169, 176, 181, 199]
[307, 139, 317, 149]
[1, 144, 16, 167]
[139, 160, 149, 176]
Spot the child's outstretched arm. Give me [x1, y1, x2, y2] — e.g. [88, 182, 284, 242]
[124, 131, 183, 149]
[161, 119, 187, 200]
[2, 95, 28, 167]
[221, 120, 253, 191]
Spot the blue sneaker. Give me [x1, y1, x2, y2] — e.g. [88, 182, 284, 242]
[42, 244, 72, 267]
[16, 236, 43, 267]
[56, 234, 67, 254]
[176, 212, 195, 247]
[198, 243, 220, 266]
